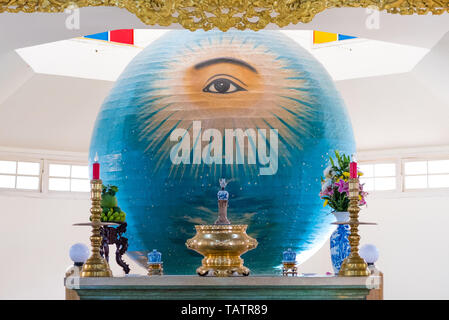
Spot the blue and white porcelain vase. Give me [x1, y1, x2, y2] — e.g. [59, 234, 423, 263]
[330, 211, 350, 274]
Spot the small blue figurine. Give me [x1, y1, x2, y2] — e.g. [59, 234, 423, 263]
[283, 248, 296, 263]
[148, 249, 162, 263]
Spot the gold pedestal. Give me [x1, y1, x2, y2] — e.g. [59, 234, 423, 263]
[81, 179, 113, 277]
[339, 178, 370, 277]
[147, 263, 163, 276]
[186, 225, 258, 277]
[282, 262, 297, 277]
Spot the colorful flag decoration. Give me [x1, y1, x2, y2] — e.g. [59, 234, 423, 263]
[313, 31, 338, 44]
[313, 31, 357, 45]
[338, 34, 357, 41]
[84, 30, 134, 45]
[84, 32, 109, 41]
[110, 29, 134, 45]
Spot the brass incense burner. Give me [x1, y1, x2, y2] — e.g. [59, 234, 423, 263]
[186, 179, 258, 276]
[186, 224, 258, 276]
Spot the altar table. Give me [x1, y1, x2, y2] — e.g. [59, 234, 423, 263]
[69, 275, 380, 300]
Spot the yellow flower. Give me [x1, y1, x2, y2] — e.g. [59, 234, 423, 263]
[358, 172, 364, 176]
[343, 172, 350, 177]
[359, 195, 362, 200]
[323, 199, 329, 207]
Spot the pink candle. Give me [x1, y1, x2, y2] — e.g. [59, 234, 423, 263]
[93, 153, 100, 180]
[350, 161, 357, 179]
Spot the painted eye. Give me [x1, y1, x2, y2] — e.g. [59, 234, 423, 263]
[203, 78, 246, 94]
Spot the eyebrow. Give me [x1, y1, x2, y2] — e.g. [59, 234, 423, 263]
[194, 57, 258, 74]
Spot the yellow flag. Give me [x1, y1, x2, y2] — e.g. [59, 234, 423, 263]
[313, 31, 338, 44]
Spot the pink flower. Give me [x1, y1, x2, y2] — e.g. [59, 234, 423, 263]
[358, 184, 368, 206]
[319, 185, 334, 198]
[335, 179, 349, 194]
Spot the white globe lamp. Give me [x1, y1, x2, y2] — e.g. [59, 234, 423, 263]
[69, 243, 90, 266]
[360, 244, 379, 275]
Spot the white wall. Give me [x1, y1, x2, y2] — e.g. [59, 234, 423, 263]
[0, 74, 111, 152]
[336, 74, 449, 150]
[0, 193, 146, 300]
[1, 188, 448, 299]
[301, 193, 449, 299]
[362, 194, 449, 299]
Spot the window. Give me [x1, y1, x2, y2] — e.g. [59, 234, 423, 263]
[359, 163, 397, 191]
[404, 160, 449, 190]
[0, 152, 90, 196]
[0, 160, 41, 190]
[48, 163, 90, 192]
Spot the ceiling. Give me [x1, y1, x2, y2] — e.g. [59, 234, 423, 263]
[1, 8, 448, 54]
[15, 30, 429, 81]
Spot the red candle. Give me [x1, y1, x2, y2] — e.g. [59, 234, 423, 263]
[350, 161, 357, 179]
[93, 153, 100, 180]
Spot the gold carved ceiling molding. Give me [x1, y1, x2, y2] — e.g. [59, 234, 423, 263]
[0, 0, 448, 31]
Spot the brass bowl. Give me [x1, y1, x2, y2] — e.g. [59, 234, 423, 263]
[186, 224, 258, 277]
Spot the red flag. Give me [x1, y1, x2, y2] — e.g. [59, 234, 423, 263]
[110, 29, 134, 45]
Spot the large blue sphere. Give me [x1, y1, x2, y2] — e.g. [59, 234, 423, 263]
[90, 30, 355, 274]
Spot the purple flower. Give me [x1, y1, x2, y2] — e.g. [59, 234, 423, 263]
[335, 179, 349, 194]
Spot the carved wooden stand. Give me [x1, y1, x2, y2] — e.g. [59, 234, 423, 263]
[100, 222, 130, 274]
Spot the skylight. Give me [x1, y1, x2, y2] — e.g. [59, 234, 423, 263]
[16, 29, 429, 82]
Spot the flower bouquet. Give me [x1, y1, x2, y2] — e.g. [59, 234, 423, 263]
[321, 151, 368, 273]
[320, 150, 367, 212]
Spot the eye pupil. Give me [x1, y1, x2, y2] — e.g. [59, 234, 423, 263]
[214, 79, 230, 93]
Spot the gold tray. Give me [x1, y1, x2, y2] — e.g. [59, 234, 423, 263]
[331, 222, 377, 225]
[73, 222, 120, 227]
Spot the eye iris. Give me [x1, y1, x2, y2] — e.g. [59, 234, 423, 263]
[213, 79, 231, 93]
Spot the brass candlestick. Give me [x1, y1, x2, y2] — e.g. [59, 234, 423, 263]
[81, 179, 113, 277]
[338, 177, 370, 277]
